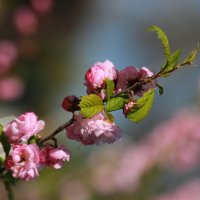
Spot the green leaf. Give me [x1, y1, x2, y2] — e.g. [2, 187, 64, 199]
[182, 43, 199, 65]
[0, 125, 11, 157]
[127, 89, 155, 122]
[105, 78, 115, 100]
[148, 25, 171, 61]
[156, 83, 164, 96]
[106, 97, 127, 112]
[79, 94, 104, 118]
[161, 49, 181, 76]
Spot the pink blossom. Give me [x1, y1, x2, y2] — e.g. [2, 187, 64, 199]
[40, 145, 70, 169]
[0, 41, 18, 75]
[30, 0, 54, 13]
[116, 66, 154, 96]
[4, 112, 45, 143]
[66, 113, 122, 145]
[84, 60, 118, 93]
[13, 7, 39, 35]
[5, 144, 40, 180]
[0, 76, 24, 101]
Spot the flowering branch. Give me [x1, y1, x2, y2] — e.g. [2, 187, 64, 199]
[0, 25, 198, 200]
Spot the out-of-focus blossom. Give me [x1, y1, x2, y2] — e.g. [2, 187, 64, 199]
[152, 180, 200, 200]
[62, 95, 80, 112]
[146, 108, 200, 172]
[4, 112, 45, 143]
[40, 144, 70, 169]
[13, 7, 39, 35]
[0, 40, 18, 75]
[87, 142, 157, 194]
[0, 76, 24, 101]
[85, 60, 117, 95]
[30, 0, 54, 13]
[5, 144, 40, 180]
[66, 113, 121, 145]
[116, 66, 154, 96]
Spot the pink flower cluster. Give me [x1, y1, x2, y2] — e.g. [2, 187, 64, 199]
[62, 60, 154, 145]
[4, 112, 70, 180]
[84, 60, 154, 98]
[66, 113, 122, 145]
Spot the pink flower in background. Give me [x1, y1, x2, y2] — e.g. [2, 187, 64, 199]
[152, 180, 200, 200]
[30, 0, 54, 13]
[4, 112, 45, 143]
[66, 113, 122, 145]
[0, 76, 24, 101]
[88, 143, 157, 194]
[40, 145, 70, 169]
[5, 144, 40, 180]
[146, 108, 200, 172]
[116, 66, 154, 96]
[85, 60, 117, 93]
[13, 7, 39, 35]
[0, 41, 18, 75]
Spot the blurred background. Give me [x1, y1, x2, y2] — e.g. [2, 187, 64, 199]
[1, 0, 200, 199]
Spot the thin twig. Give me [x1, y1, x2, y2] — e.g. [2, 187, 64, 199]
[39, 117, 74, 145]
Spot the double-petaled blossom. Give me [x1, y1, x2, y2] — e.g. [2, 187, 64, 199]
[116, 66, 154, 96]
[5, 144, 40, 180]
[40, 144, 70, 169]
[85, 60, 118, 96]
[4, 112, 45, 143]
[66, 113, 122, 145]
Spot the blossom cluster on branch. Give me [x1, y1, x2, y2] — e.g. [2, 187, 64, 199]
[0, 25, 198, 200]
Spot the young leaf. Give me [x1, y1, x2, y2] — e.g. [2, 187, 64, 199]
[0, 125, 10, 157]
[148, 25, 171, 61]
[106, 97, 127, 112]
[127, 89, 155, 123]
[105, 78, 115, 100]
[161, 49, 181, 76]
[79, 94, 104, 118]
[156, 83, 164, 96]
[182, 43, 199, 65]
